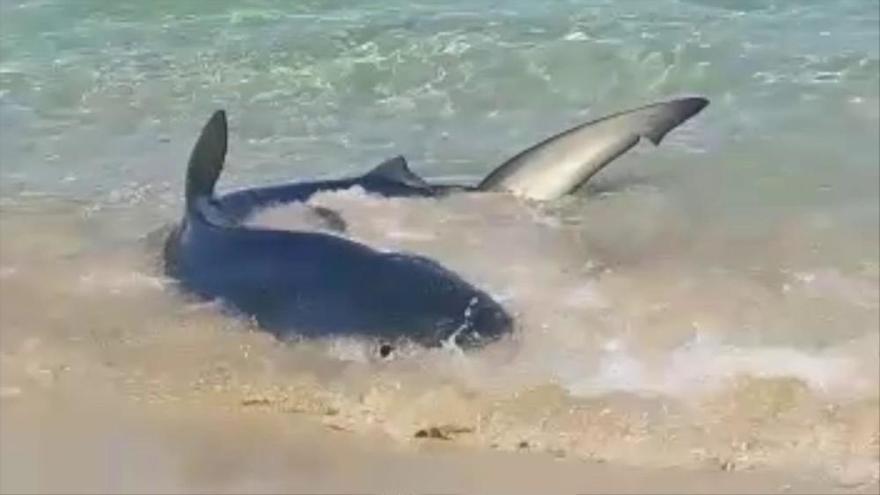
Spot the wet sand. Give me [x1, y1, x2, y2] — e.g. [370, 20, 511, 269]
[1, 198, 877, 494]
[2, 382, 878, 495]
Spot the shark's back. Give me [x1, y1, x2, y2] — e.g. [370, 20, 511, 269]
[164, 112, 511, 348]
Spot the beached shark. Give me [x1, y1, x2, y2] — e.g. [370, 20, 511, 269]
[163, 97, 708, 349]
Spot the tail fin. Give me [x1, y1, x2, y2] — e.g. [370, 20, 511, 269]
[478, 97, 709, 200]
[185, 110, 228, 212]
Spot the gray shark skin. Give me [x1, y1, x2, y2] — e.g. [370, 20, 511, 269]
[479, 97, 709, 200]
[163, 97, 708, 348]
[164, 111, 512, 349]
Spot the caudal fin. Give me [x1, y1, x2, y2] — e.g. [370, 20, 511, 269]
[478, 97, 709, 200]
[185, 110, 228, 212]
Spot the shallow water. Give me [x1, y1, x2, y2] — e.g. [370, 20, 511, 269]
[1, 0, 878, 490]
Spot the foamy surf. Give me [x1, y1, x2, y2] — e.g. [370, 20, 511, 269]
[2, 157, 876, 491]
[1, 0, 878, 491]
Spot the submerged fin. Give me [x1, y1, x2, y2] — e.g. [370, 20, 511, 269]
[478, 97, 709, 200]
[308, 206, 348, 233]
[364, 155, 432, 190]
[186, 110, 228, 211]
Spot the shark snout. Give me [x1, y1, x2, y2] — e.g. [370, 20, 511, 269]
[456, 294, 513, 347]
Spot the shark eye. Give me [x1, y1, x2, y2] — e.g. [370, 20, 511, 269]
[379, 343, 394, 358]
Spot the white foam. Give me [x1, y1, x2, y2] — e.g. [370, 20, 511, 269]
[443, 332, 878, 401]
[77, 271, 166, 295]
[661, 334, 868, 395]
[248, 189, 878, 402]
[787, 268, 879, 309]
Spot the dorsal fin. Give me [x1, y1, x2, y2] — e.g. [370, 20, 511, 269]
[363, 155, 431, 189]
[186, 110, 227, 212]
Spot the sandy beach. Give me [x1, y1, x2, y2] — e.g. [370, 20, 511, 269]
[2, 377, 877, 494]
[1, 0, 878, 493]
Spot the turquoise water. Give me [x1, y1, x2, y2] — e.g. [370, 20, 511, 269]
[1, 0, 877, 205]
[1, 0, 878, 489]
